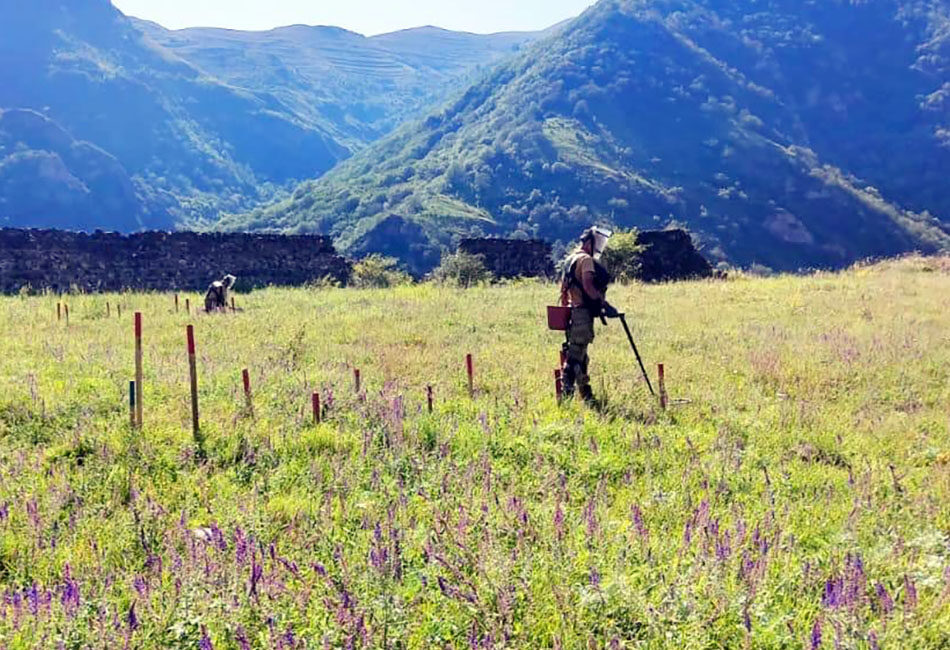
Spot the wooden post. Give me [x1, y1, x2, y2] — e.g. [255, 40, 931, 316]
[64, 304, 69, 326]
[230, 297, 236, 312]
[117, 304, 122, 319]
[658, 363, 668, 410]
[129, 381, 136, 428]
[134, 312, 144, 428]
[312, 392, 321, 425]
[555, 369, 563, 402]
[185, 298, 191, 315]
[175, 294, 179, 312]
[466, 354, 474, 398]
[106, 302, 111, 318]
[187, 325, 200, 435]
[57, 302, 62, 322]
[427, 385, 434, 414]
[242, 368, 253, 416]
[354, 368, 361, 394]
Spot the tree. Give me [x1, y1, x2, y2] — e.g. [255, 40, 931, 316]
[351, 255, 412, 289]
[432, 251, 491, 288]
[599, 229, 645, 283]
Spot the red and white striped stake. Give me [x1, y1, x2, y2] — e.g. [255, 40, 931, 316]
[426, 385, 434, 414]
[354, 368, 361, 394]
[56, 302, 61, 322]
[242, 368, 253, 416]
[466, 354, 474, 398]
[134, 312, 144, 428]
[187, 325, 199, 435]
[554, 369, 563, 402]
[657, 363, 668, 410]
[312, 392, 321, 425]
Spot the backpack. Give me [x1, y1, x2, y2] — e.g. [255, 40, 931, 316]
[564, 253, 612, 310]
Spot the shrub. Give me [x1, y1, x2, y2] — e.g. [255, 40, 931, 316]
[599, 229, 645, 283]
[432, 251, 491, 288]
[351, 255, 413, 289]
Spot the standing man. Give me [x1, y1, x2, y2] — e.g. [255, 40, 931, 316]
[559, 227, 617, 403]
[204, 274, 237, 313]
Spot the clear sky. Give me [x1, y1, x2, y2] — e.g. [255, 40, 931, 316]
[111, 0, 595, 35]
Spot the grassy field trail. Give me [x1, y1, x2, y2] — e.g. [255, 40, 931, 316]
[0, 257, 948, 648]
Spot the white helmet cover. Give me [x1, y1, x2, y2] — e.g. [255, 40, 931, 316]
[582, 226, 612, 258]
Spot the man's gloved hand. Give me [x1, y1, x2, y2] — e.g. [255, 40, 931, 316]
[602, 302, 621, 319]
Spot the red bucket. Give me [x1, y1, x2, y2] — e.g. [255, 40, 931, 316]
[547, 306, 571, 331]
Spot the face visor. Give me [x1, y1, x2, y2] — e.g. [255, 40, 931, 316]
[584, 227, 612, 259]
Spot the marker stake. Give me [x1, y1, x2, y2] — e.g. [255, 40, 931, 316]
[466, 354, 474, 398]
[187, 325, 199, 435]
[658, 363, 668, 410]
[134, 312, 143, 428]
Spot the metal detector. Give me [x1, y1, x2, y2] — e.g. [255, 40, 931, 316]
[616, 313, 655, 397]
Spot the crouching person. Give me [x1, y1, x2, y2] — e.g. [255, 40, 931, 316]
[204, 274, 236, 313]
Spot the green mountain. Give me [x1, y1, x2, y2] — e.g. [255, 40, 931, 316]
[0, 0, 544, 231]
[0, 108, 148, 230]
[136, 21, 546, 152]
[226, 0, 950, 272]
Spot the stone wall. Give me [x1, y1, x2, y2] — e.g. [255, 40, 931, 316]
[635, 229, 714, 282]
[458, 238, 554, 279]
[0, 229, 351, 294]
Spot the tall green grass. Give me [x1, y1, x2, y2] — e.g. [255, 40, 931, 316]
[0, 256, 948, 648]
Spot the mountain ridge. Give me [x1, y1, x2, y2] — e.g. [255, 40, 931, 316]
[0, 0, 547, 231]
[224, 0, 950, 271]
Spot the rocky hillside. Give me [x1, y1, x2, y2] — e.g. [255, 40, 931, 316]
[0, 0, 543, 231]
[227, 0, 950, 271]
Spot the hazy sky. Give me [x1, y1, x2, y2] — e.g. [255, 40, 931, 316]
[111, 0, 595, 35]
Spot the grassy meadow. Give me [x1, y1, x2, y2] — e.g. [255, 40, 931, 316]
[1, 256, 949, 648]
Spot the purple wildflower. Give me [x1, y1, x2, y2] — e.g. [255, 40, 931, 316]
[0, 502, 8, 522]
[553, 503, 565, 541]
[280, 626, 296, 649]
[584, 497, 598, 540]
[874, 582, 894, 616]
[127, 601, 139, 632]
[199, 626, 214, 650]
[822, 578, 844, 609]
[236, 626, 252, 650]
[631, 505, 648, 540]
[869, 631, 880, 650]
[903, 574, 918, 613]
[133, 576, 148, 600]
[589, 566, 601, 588]
[810, 618, 822, 649]
[26, 583, 38, 615]
[60, 564, 80, 617]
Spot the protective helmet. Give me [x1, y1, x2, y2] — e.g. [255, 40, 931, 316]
[580, 226, 612, 258]
[223, 274, 237, 288]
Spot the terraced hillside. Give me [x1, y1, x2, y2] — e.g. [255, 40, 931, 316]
[136, 22, 547, 150]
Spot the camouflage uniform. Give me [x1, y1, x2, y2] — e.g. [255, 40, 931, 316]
[561, 251, 599, 400]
